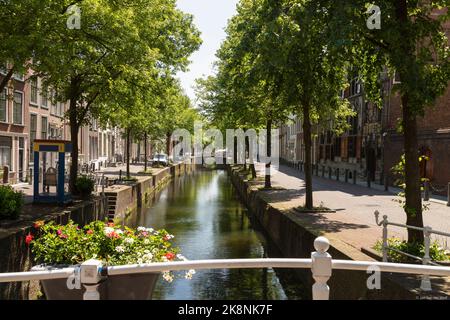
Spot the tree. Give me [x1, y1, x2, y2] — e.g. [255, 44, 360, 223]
[274, 0, 353, 209]
[198, 0, 292, 188]
[324, 0, 450, 243]
[26, 0, 201, 192]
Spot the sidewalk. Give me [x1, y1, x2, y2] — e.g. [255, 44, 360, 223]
[258, 164, 450, 251]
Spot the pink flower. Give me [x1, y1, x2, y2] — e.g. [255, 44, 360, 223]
[86, 230, 93, 235]
[57, 229, 62, 236]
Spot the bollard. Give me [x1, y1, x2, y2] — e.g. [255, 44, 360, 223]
[353, 170, 357, 184]
[345, 169, 349, 183]
[420, 227, 432, 291]
[328, 167, 332, 179]
[367, 173, 371, 188]
[336, 168, 339, 181]
[311, 237, 332, 300]
[384, 174, 389, 191]
[322, 166, 325, 177]
[447, 183, 450, 207]
[423, 180, 430, 201]
[315, 164, 319, 176]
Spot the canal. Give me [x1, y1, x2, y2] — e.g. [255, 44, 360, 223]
[137, 169, 307, 300]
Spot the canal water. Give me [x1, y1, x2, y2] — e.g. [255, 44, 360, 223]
[137, 169, 307, 300]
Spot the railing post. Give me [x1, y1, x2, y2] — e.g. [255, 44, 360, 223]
[375, 211, 388, 262]
[311, 237, 332, 300]
[381, 215, 388, 262]
[80, 259, 103, 300]
[423, 180, 430, 201]
[420, 227, 432, 291]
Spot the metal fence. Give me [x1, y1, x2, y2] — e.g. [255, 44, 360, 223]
[374, 210, 450, 291]
[1, 237, 450, 300]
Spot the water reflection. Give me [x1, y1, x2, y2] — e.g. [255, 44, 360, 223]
[136, 169, 306, 300]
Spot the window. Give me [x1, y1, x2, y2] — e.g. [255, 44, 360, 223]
[30, 114, 37, 161]
[0, 89, 6, 122]
[41, 117, 48, 139]
[0, 136, 12, 168]
[13, 92, 23, 124]
[30, 78, 38, 105]
[41, 90, 48, 108]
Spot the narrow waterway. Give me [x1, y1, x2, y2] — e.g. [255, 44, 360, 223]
[136, 169, 307, 300]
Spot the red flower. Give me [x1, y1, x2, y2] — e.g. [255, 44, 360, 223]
[165, 252, 175, 260]
[86, 230, 94, 235]
[25, 233, 33, 246]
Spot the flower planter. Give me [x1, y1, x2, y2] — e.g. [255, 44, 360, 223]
[33, 265, 159, 300]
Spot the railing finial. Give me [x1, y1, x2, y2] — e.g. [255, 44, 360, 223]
[314, 236, 330, 254]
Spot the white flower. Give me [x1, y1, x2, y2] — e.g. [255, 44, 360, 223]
[177, 254, 188, 261]
[115, 246, 125, 253]
[188, 269, 196, 275]
[137, 227, 146, 232]
[115, 229, 124, 235]
[137, 258, 143, 264]
[146, 228, 154, 233]
[162, 271, 174, 283]
[185, 272, 193, 280]
[143, 239, 150, 245]
[104, 227, 114, 236]
[124, 238, 134, 245]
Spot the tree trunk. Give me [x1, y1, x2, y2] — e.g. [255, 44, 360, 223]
[68, 78, 81, 194]
[69, 113, 80, 194]
[265, 119, 272, 188]
[126, 128, 131, 178]
[402, 95, 424, 243]
[144, 133, 148, 172]
[0, 67, 15, 93]
[395, 0, 424, 244]
[166, 132, 171, 157]
[302, 104, 313, 210]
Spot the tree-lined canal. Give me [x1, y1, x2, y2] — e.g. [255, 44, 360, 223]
[137, 169, 306, 300]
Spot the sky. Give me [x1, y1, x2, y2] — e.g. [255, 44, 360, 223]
[176, 0, 239, 104]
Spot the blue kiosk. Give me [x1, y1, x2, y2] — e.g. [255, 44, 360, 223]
[33, 140, 72, 204]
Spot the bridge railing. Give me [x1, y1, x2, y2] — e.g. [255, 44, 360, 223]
[1, 237, 450, 300]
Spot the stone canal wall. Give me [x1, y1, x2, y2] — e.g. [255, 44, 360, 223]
[107, 162, 196, 226]
[227, 165, 422, 300]
[0, 197, 107, 300]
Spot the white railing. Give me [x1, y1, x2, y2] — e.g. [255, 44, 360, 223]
[1, 237, 450, 300]
[374, 210, 450, 291]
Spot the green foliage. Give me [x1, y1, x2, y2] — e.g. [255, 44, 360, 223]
[29, 220, 194, 281]
[0, 186, 24, 220]
[75, 176, 95, 197]
[374, 237, 449, 263]
[391, 154, 430, 213]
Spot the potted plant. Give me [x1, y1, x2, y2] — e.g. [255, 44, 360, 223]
[27, 220, 194, 300]
[75, 175, 95, 199]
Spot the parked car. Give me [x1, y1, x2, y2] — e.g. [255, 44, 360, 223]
[153, 154, 168, 166]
